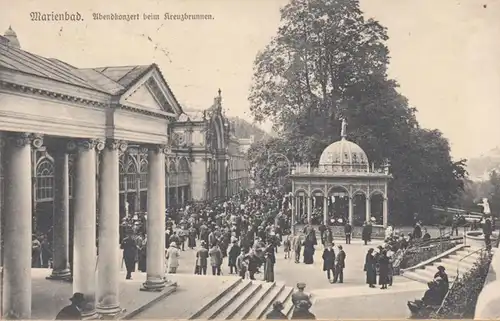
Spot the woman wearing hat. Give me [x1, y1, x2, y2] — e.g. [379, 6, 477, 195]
[165, 242, 180, 274]
[364, 248, 377, 288]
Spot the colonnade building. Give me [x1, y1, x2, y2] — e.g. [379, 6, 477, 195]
[0, 27, 251, 319]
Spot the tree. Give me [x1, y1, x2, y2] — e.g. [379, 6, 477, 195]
[248, 0, 466, 224]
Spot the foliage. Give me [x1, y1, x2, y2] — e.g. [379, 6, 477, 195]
[247, 0, 466, 224]
[457, 170, 500, 215]
[435, 251, 492, 319]
[399, 241, 457, 269]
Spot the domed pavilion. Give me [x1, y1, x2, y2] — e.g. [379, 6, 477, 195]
[290, 119, 392, 236]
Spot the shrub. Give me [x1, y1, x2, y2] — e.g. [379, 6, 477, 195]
[399, 242, 457, 269]
[434, 250, 492, 319]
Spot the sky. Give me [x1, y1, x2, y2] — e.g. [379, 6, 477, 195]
[1, 0, 499, 160]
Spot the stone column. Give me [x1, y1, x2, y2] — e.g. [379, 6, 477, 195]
[348, 196, 353, 225]
[180, 187, 185, 206]
[96, 140, 127, 316]
[72, 139, 103, 318]
[47, 145, 71, 280]
[141, 145, 166, 291]
[307, 196, 312, 224]
[323, 196, 328, 225]
[2, 133, 42, 319]
[365, 196, 371, 223]
[383, 197, 388, 228]
[291, 196, 296, 236]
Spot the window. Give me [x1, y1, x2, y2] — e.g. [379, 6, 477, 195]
[139, 159, 148, 190]
[178, 157, 190, 186]
[36, 158, 54, 201]
[126, 156, 138, 190]
[169, 159, 177, 187]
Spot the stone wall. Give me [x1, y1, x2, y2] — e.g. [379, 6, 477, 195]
[474, 246, 500, 319]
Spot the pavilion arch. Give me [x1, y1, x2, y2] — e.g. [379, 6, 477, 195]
[352, 189, 367, 198]
[168, 158, 177, 173]
[125, 154, 139, 190]
[36, 156, 55, 201]
[310, 188, 325, 197]
[327, 185, 349, 196]
[211, 114, 226, 150]
[369, 190, 386, 199]
[294, 189, 309, 197]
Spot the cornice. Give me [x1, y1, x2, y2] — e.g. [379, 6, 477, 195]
[0, 81, 176, 121]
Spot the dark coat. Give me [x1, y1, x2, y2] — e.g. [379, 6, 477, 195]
[196, 248, 209, 267]
[364, 253, 377, 285]
[378, 255, 390, 285]
[291, 310, 316, 319]
[121, 237, 137, 261]
[322, 248, 335, 271]
[266, 309, 288, 319]
[362, 226, 371, 241]
[55, 304, 81, 320]
[336, 250, 346, 269]
[344, 224, 352, 234]
[228, 244, 241, 266]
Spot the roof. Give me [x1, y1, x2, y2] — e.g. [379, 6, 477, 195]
[180, 108, 205, 122]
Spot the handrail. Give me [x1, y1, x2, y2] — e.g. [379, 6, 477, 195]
[435, 245, 488, 316]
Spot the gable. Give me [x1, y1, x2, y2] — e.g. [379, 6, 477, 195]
[125, 83, 164, 111]
[119, 66, 181, 116]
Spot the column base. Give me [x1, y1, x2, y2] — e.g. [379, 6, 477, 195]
[96, 304, 123, 319]
[46, 268, 71, 281]
[82, 310, 98, 320]
[140, 277, 166, 292]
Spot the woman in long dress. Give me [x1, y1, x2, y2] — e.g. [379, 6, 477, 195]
[165, 242, 180, 274]
[378, 250, 389, 289]
[303, 230, 317, 265]
[264, 241, 276, 282]
[364, 248, 377, 288]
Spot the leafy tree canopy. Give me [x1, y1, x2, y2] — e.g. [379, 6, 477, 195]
[247, 0, 466, 224]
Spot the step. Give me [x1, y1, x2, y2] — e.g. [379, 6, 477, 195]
[189, 278, 243, 319]
[416, 267, 457, 281]
[231, 282, 275, 319]
[248, 282, 286, 319]
[401, 270, 435, 284]
[192, 279, 252, 319]
[438, 258, 475, 270]
[259, 286, 293, 319]
[217, 282, 262, 320]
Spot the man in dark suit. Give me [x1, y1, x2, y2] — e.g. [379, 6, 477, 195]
[333, 245, 346, 283]
[266, 301, 287, 319]
[344, 222, 352, 244]
[121, 231, 138, 280]
[55, 292, 84, 320]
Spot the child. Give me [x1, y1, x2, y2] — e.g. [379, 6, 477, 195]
[283, 235, 291, 260]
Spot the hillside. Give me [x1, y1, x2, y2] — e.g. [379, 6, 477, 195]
[467, 146, 500, 181]
[228, 117, 271, 141]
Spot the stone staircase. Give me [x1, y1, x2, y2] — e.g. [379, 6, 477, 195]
[189, 278, 295, 320]
[401, 246, 488, 284]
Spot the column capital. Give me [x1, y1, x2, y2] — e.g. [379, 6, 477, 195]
[104, 139, 128, 152]
[67, 139, 105, 152]
[1, 132, 43, 149]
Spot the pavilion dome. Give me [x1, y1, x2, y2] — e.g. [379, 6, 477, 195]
[318, 119, 368, 166]
[4, 26, 20, 49]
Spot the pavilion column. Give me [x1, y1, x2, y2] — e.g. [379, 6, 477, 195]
[383, 197, 388, 228]
[141, 145, 166, 291]
[348, 196, 353, 225]
[291, 196, 296, 235]
[96, 140, 127, 316]
[72, 139, 103, 318]
[47, 145, 71, 280]
[307, 196, 312, 224]
[323, 196, 328, 225]
[180, 187, 185, 206]
[365, 196, 371, 223]
[2, 133, 42, 319]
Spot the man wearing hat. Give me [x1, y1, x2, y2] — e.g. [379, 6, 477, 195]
[266, 301, 287, 319]
[434, 266, 449, 289]
[55, 292, 84, 320]
[120, 230, 138, 280]
[291, 283, 311, 308]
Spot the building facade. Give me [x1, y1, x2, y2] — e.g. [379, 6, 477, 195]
[0, 27, 250, 318]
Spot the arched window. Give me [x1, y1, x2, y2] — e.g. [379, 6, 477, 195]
[169, 159, 177, 187]
[139, 159, 148, 190]
[36, 157, 55, 201]
[126, 156, 138, 191]
[178, 157, 190, 186]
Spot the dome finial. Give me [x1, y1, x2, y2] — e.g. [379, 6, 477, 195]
[341, 118, 347, 139]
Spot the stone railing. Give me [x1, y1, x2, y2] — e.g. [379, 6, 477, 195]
[474, 238, 500, 319]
